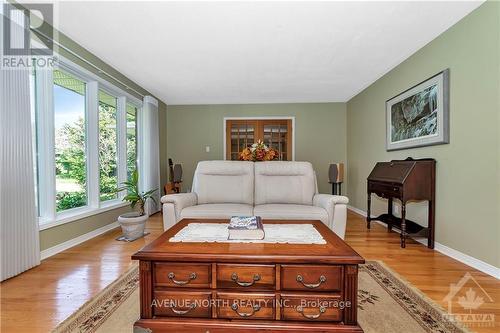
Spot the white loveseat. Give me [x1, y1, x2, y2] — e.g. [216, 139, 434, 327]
[160, 161, 349, 238]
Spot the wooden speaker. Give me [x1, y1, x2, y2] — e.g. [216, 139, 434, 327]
[328, 163, 344, 184]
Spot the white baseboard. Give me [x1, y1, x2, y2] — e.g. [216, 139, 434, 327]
[347, 205, 369, 217]
[40, 222, 120, 260]
[347, 205, 500, 280]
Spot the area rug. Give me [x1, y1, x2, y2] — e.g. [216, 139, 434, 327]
[52, 261, 471, 333]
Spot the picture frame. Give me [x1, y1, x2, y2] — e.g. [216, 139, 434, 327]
[386, 69, 449, 151]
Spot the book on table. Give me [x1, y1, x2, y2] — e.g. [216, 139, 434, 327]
[228, 216, 265, 240]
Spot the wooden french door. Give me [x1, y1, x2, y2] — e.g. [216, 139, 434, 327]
[225, 119, 292, 160]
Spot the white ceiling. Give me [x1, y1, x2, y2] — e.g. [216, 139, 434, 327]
[57, 1, 483, 105]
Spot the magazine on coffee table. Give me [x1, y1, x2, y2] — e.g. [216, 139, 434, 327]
[228, 216, 265, 240]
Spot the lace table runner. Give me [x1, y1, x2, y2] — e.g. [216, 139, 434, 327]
[169, 223, 326, 244]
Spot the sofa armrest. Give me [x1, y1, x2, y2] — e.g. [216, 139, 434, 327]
[161, 193, 198, 231]
[313, 194, 348, 206]
[313, 194, 349, 239]
[161, 192, 198, 207]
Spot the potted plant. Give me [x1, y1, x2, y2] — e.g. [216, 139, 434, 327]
[116, 169, 158, 240]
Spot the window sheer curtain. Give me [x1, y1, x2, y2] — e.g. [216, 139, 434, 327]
[0, 8, 40, 281]
[141, 96, 161, 215]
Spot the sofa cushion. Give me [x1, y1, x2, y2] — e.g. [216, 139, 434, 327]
[192, 161, 254, 205]
[180, 204, 254, 219]
[253, 204, 328, 225]
[254, 161, 316, 205]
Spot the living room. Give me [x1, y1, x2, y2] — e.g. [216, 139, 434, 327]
[1, 1, 499, 332]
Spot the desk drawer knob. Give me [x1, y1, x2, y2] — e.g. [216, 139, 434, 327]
[296, 305, 326, 319]
[296, 274, 327, 289]
[231, 272, 261, 287]
[231, 303, 261, 317]
[167, 272, 197, 285]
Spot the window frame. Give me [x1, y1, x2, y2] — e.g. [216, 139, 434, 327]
[35, 55, 143, 230]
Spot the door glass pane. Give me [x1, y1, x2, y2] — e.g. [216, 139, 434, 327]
[281, 125, 288, 154]
[247, 124, 254, 144]
[264, 124, 280, 150]
[53, 69, 87, 212]
[263, 124, 272, 147]
[231, 124, 238, 155]
[99, 90, 118, 201]
[263, 123, 289, 160]
[239, 124, 247, 151]
[126, 103, 138, 180]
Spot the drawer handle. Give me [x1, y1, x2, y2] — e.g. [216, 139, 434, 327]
[296, 305, 326, 319]
[167, 272, 197, 285]
[231, 272, 261, 287]
[171, 303, 196, 315]
[231, 303, 261, 317]
[296, 274, 327, 289]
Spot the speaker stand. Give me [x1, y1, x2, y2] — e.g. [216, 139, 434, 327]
[331, 182, 342, 195]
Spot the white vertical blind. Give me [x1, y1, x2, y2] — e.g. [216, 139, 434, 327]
[0, 8, 41, 281]
[141, 96, 160, 215]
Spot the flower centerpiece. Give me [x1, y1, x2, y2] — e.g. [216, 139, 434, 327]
[239, 140, 279, 161]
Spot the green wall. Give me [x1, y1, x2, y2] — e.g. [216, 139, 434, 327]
[38, 25, 168, 251]
[166, 103, 347, 194]
[40, 206, 130, 250]
[346, 2, 500, 267]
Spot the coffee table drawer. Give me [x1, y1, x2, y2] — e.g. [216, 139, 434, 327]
[281, 294, 343, 322]
[281, 265, 343, 291]
[154, 263, 211, 288]
[217, 264, 275, 290]
[217, 292, 275, 320]
[153, 291, 211, 318]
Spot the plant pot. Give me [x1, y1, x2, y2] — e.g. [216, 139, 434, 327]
[118, 212, 148, 240]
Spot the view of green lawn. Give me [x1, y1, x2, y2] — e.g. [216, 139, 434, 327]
[56, 177, 82, 193]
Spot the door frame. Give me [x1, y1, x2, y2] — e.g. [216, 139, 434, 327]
[223, 116, 295, 161]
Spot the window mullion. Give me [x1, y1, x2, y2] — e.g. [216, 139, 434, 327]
[137, 106, 144, 192]
[86, 81, 99, 208]
[36, 69, 56, 221]
[117, 96, 127, 199]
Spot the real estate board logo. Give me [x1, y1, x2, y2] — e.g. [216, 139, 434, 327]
[2, 2, 56, 69]
[442, 272, 495, 328]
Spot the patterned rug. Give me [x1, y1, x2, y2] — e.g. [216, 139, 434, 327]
[52, 261, 471, 333]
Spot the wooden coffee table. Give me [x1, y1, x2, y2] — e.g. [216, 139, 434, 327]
[132, 219, 365, 332]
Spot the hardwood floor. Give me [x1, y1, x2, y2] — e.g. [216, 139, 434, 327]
[1, 210, 499, 332]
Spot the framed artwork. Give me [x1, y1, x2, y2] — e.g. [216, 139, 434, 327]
[386, 69, 449, 151]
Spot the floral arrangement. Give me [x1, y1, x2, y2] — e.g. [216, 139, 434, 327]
[239, 140, 279, 161]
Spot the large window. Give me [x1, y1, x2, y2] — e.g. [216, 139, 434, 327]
[54, 70, 88, 211]
[31, 59, 142, 227]
[98, 90, 118, 201]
